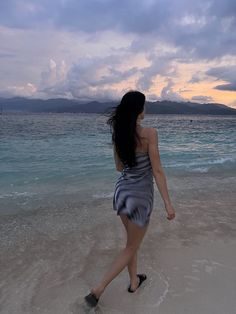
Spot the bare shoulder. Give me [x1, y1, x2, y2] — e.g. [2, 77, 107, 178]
[144, 127, 158, 141]
[141, 127, 154, 134]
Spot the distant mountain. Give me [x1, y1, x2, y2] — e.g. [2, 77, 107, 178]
[0, 97, 236, 115]
[146, 100, 236, 115]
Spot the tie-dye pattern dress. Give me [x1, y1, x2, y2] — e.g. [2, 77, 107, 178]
[113, 152, 154, 227]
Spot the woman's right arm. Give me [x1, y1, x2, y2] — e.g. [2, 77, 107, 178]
[148, 128, 175, 220]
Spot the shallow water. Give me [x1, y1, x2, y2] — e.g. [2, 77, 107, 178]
[0, 113, 235, 215]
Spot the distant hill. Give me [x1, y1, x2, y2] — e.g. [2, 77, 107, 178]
[0, 97, 236, 115]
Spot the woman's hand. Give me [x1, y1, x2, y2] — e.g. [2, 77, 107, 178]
[165, 203, 176, 220]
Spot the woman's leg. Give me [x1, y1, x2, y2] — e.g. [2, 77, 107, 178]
[120, 214, 139, 290]
[91, 216, 148, 298]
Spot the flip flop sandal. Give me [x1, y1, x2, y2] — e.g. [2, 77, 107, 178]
[84, 292, 99, 307]
[127, 273, 147, 293]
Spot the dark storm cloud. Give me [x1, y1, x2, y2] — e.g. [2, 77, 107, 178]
[214, 83, 236, 91]
[1, 0, 236, 101]
[206, 65, 236, 91]
[1, 0, 235, 60]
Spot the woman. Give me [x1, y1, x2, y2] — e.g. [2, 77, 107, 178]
[84, 91, 175, 308]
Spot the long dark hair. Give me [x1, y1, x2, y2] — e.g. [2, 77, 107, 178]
[106, 91, 145, 168]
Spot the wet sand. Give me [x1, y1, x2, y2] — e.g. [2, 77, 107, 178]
[1, 173, 236, 314]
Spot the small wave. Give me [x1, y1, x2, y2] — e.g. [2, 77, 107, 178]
[167, 156, 236, 169]
[191, 157, 235, 167]
[92, 192, 114, 199]
[165, 156, 236, 175]
[191, 167, 209, 173]
[0, 191, 36, 199]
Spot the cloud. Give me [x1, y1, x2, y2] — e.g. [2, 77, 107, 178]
[146, 93, 160, 101]
[0, 0, 236, 103]
[0, 51, 16, 58]
[229, 99, 236, 108]
[40, 59, 66, 88]
[1, 0, 235, 60]
[191, 95, 214, 103]
[0, 83, 37, 97]
[38, 55, 182, 101]
[188, 71, 206, 84]
[206, 65, 236, 91]
[137, 52, 178, 90]
[37, 56, 139, 100]
[160, 80, 185, 102]
[214, 83, 236, 91]
[206, 65, 236, 82]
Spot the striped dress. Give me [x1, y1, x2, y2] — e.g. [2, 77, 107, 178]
[113, 152, 154, 227]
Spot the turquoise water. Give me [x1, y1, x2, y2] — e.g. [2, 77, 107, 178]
[0, 113, 235, 213]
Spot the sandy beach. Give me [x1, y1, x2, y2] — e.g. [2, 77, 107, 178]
[1, 172, 236, 314]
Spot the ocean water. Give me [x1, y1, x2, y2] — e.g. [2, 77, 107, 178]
[0, 113, 235, 214]
[0, 114, 236, 212]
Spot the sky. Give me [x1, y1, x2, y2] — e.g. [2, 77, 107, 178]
[0, 0, 236, 107]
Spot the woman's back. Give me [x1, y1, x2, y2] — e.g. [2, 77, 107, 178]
[135, 126, 149, 154]
[121, 152, 153, 180]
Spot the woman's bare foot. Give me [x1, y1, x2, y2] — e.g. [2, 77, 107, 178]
[91, 286, 105, 299]
[129, 275, 139, 290]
